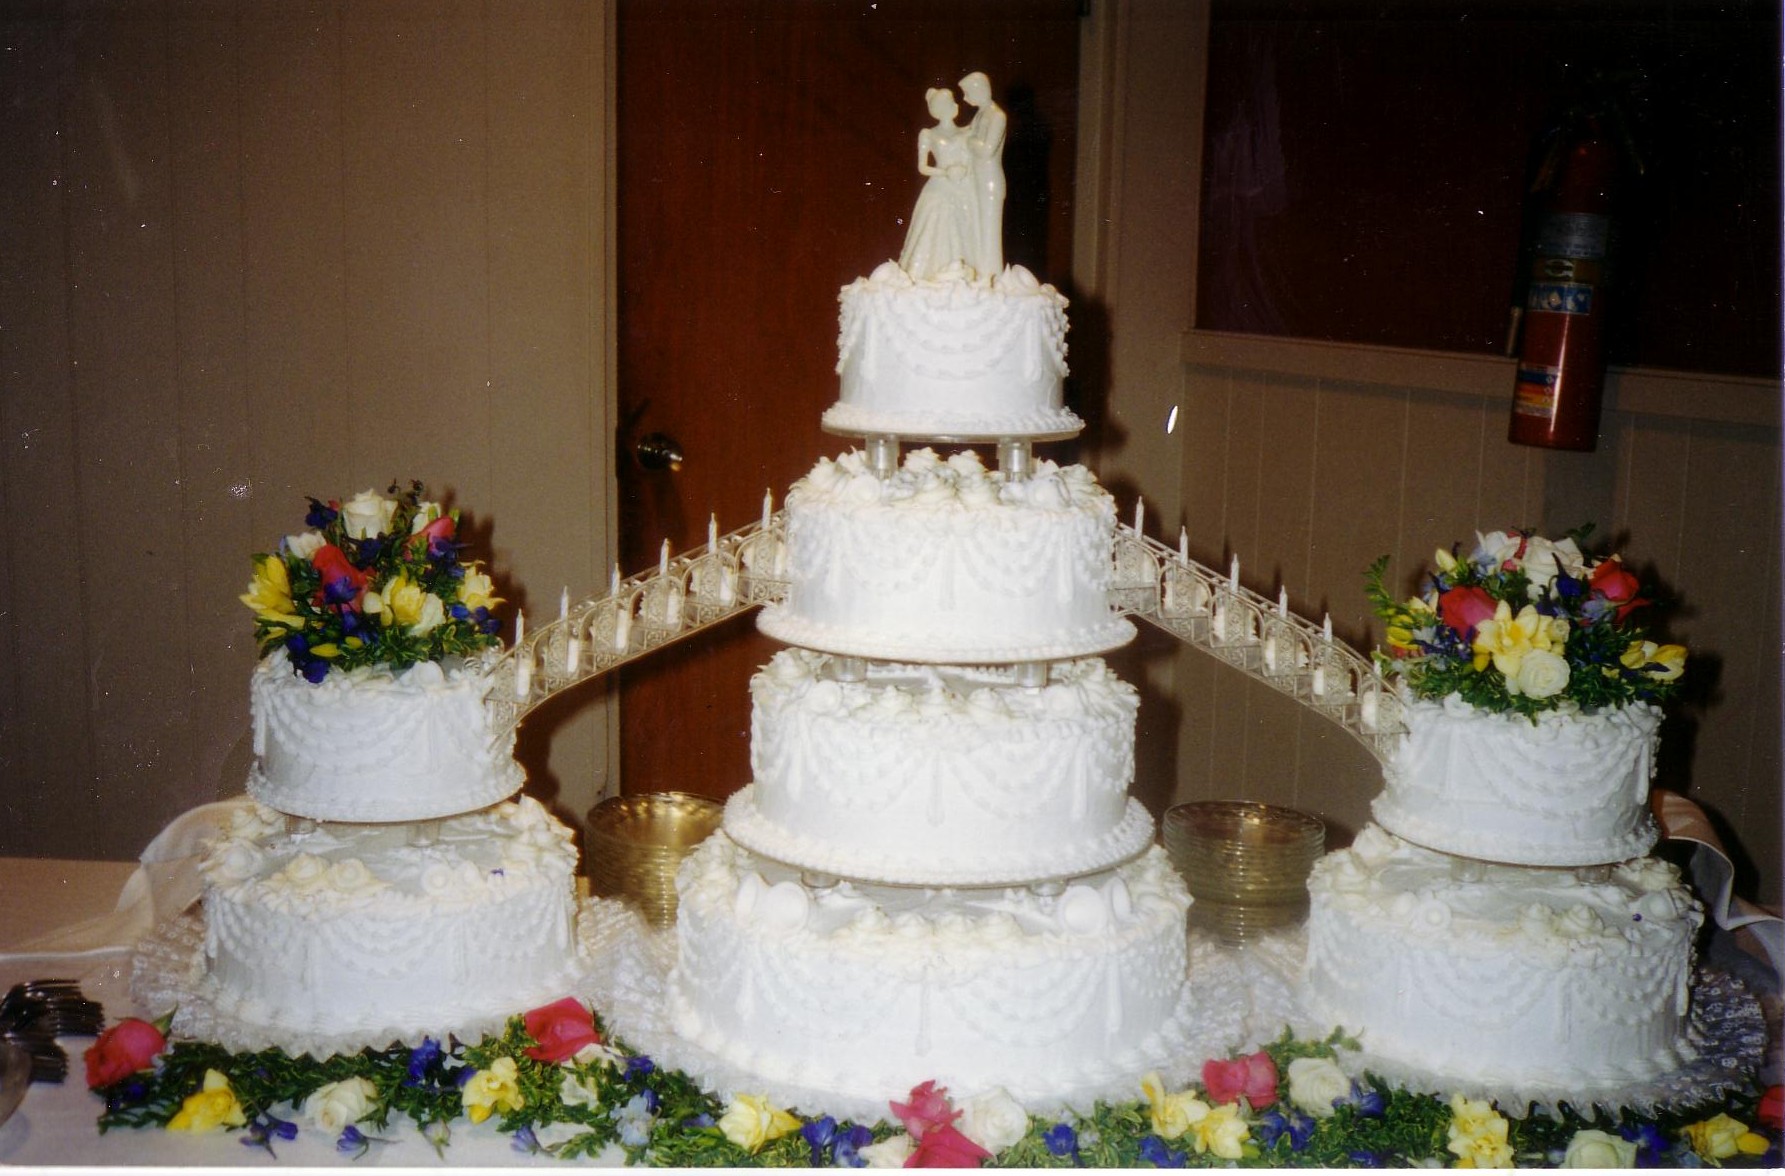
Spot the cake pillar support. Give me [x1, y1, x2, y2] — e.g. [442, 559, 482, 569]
[831, 656, 867, 682]
[997, 437, 1032, 479]
[1013, 660, 1049, 688]
[865, 434, 900, 479]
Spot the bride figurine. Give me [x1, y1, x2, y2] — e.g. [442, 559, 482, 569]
[898, 86, 976, 280]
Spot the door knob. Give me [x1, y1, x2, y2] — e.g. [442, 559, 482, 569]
[635, 432, 685, 471]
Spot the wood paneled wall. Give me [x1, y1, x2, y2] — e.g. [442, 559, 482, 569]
[0, 0, 616, 860]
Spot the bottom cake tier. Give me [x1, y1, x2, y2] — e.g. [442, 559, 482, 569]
[1305, 825, 1703, 1095]
[667, 835, 1195, 1106]
[189, 796, 588, 1049]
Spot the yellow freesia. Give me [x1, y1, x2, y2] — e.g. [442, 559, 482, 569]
[1620, 640, 1687, 682]
[1683, 1113, 1766, 1161]
[718, 1093, 800, 1153]
[459, 567, 501, 612]
[380, 573, 429, 628]
[1140, 1071, 1209, 1141]
[1446, 1094, 1513, 1169]
[1191, 1101, 1250, 1159]
[1434, 546, 1459, 573]
[239, 555, 303, 628]
[165, 1068, 246, 1133]
[1471, 601, 1567, 679]
[461, 1056, 525, 1125]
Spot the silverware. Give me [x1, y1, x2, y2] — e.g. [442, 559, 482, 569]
[0, 979, 105, 1085]
[0, 1041, 29, 1129]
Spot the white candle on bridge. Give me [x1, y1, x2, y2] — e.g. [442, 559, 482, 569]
[1229, 555, 1240, 591]
[1133, 498, 1145, 536]
[559, 587, 569, 620]
[659, 539, 670, 577]
[1277, 586, 1288, 617]
[610, 565, 621, 595]
[708, 514, 719, 555]
[762, 489, 773, 530]
[1178, 528, 1188, 564]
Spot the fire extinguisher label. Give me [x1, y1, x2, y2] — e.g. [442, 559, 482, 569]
[1513, 365, 1562, 418]
[1527, 281, 1595, 315]
[1535, 212, 1609, 259]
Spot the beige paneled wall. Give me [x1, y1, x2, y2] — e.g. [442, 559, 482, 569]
[0, 1, 615, 861]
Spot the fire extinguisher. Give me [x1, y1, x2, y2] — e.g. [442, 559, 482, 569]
[1506, 117, 1623, 451]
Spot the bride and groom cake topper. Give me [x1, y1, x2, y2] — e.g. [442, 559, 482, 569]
[899, 71, 1007, 280]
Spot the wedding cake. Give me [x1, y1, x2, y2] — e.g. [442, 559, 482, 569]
[161, 484, 590, 1052]
[1304, 531, 1700, 1096]
[667, 74, 1195, 1109]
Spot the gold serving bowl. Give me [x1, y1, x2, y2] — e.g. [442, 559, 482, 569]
[586, 792, 723, 928]
[1163, 800, 1326, 945]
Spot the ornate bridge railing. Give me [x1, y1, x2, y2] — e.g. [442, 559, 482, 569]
[485, 507, 1404, 761]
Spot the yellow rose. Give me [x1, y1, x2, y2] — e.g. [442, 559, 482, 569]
[1683, 1113, 1761, 1161]
[1190, 1101, 1250, 1160]
[166, 1068, 246, 1133]
[718, 1093, 800, 1153]
[240, 555, 303, 629]
[1140, 1071, 1209, 1141]
[461, 1056, 525, 1125]
[459, 567, 501, 612]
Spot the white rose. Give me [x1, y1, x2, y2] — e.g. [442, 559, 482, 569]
[1473, 530, 1521, 570]
[284, 530, 326, 559]
[1521, 536, 1586, 596]
[1562, 1128, 1638, 1168]
[1510, 648, 1571, 698]
[858, 1133, 914, 1167]
[339, 489, 398, 539]
[1286, 1056, 1351, 1119]
[409, 591, 446, 636]
[958, 1088, 1029, 1154]
[306, 1076, 378, 1133]
[409, 501, 445, 533]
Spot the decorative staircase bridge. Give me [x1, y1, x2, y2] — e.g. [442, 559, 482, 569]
[484, 497, 1405, 762]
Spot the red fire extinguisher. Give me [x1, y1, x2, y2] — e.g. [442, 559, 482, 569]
[1507, 118, 1621, 451]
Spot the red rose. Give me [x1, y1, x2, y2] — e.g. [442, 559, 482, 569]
[311, 543, 367, 607]
[84, 1018, 167, 1089]
[1202, 1049, 1278, 1109]
[1758, 1085, 1782, 1131]
[521, 996, 600, 1063]
[907, 1122, 991, 1167]
[890, 1079, 960, 1140]
[1588, 557, 1647, 620]
[1437, 586, 1498, 641]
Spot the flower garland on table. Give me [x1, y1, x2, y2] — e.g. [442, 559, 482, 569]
[87, 1007, 1780, 1167]
[240, 482, 503, 683]
[1366, 527, 1687, 719]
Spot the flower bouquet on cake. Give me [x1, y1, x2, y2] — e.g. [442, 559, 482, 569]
[240, 482, 502, 684]
[1361, 527, 1687, 866]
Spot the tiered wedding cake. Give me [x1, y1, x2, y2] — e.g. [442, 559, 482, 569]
[173, 486, 589, 1052]
[666, 74, 1196, 1108]
[1304, 533, 1701, 1096]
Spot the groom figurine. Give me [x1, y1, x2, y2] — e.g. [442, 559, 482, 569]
[958, 71, 1007, 278]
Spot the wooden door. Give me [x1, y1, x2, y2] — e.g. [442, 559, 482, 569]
[615, 0, 1082, 800]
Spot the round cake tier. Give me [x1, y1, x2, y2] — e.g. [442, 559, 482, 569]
[248, 648, 523, 823]
[195, 797, 586, 1047]
[724, 650, 1151, 886]
[1372, 694, 1661, 867]
[759, 447, 1135, 664]
[1305, 826, 1701, 1094]
[826, 261, 1078, 440]
[668, 835, 1196, 1107]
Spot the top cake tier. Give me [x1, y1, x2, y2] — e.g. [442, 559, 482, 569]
[821, 262, 1082, 440]
[248, 647, 524, 823]
[757, 447, 1134, 664]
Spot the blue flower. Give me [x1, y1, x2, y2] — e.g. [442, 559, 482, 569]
[1344, 1080, 1385, 1117]
[1044, 1121, 1080, 1158]
[240, 1112, 297, 1158]
[682, 1112, 715, 1130]
[406, 1037, 442, 1086]
[803, 1115, 839, 1165]
[511, 1124, 542, 1155]
[351, 536, 383, 568]
[624, 1054, 655, 1082]
[831, 1123, 874, 1167]
[1347, 1149, 1386, 1167]
[337, 1125, 368, 1156]
[1257, 1108, 1315, 1151]
[305, 498, 338, 528]
[612, 1092, 658, 1149]
[1621, 1122, 1669, 1167]
[1137, 1135, 1187, 1168]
